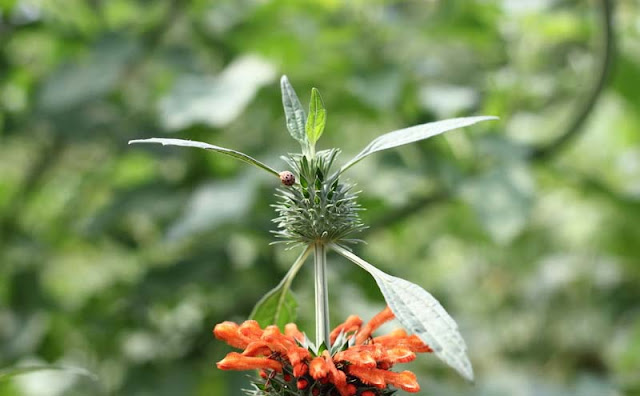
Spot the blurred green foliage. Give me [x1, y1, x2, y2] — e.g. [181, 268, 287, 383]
[1, 0, 639, 395]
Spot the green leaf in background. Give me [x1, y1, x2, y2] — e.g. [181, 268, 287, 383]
[128, 138, 280, 177]
[305, 88, 326, 150]
[167, 177, 256, 240]
[459, 163, 535, 244]
[331, 243, 474, 382]
[158, 55, 276, 130]
[250, 246, 312, 329]
[37, 37, 140, 112]
[340, 115, 498, 173]
[0, 365, 99, 382]
[280, 75, 308, 151]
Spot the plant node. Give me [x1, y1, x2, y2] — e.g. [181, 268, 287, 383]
[272, 149, 366, 246]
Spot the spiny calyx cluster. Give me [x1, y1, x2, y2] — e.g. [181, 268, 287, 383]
[272, 149, 366, 246]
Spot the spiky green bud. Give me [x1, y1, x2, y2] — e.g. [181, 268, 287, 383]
[272, 149, 366, 247]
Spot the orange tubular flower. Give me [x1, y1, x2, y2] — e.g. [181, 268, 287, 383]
[329, 314, 363, 345]
[214, 306, 432, 395]
[217, 352, 283, 372]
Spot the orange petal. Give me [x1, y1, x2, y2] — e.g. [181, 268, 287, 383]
[383, 370, 420, 393]
[242, 341, 273, 357]
[284, 323, 305, 343]
[373, 330, 432, 353]
[286, 346, 311, 366]
[334, 348, 377, 368]
[322, 351, 350, 396]
[217, 352, 282, 372]
[372, 328, 408, 345]
[385, 347, 416, 364]
[347, 365, 385, 388]
[262, 325, 282, 339]
[213, 322, 251, 349]
[403, 335, 432, 353]
[309, 356, 329, 380]
[356, 306, 395, 345]
[330, 315, 363, 344]
[293, 362, 308, 377]
[238, 320, 263, 339]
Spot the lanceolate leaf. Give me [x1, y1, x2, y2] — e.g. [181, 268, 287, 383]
[330, 243, 474, 381]
[128, 138, 280, 177]
[340, 115, 498, 173]
[305, 88, 326, 147]
[280, 75, 308, 149]
[250, 246, 312, 329]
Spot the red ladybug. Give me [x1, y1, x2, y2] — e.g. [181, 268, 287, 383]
[279, 171, 295, 186]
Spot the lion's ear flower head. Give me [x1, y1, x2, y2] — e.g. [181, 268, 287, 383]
[215, 307, 430, 395]
[130, 75, 496, 394]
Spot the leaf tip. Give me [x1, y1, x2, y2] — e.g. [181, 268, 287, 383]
[461, 363, 475, 382]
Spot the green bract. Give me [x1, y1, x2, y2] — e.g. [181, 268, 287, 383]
[129, 75, 498, 382]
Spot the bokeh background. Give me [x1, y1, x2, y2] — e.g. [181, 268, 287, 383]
[1, 0, 639, 395]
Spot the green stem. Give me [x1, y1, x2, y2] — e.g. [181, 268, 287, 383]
[313, 242, 330, 347]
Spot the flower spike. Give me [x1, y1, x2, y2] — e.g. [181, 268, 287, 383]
[131, 76, 496, 393]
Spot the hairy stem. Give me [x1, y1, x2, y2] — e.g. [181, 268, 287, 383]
[314, 242, 330, 347]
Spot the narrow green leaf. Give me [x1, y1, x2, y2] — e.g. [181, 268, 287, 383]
[250, 246, 312, 329]
[305, 88, 326, 146]
[280, 75, 308, 148]
[128, 138, 280, 177]
[330, 243, 474, 381]
[340, 115, 498, 173]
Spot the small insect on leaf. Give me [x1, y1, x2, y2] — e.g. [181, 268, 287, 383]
[279, 171, 296, 186]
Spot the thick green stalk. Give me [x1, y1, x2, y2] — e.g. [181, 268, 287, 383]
[313, 242, 330, 347]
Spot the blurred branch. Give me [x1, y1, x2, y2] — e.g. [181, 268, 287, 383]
[552, 165, 640, 211]
[367, 0, 616, 233]
[529, 0, 615, 161]
[365, 191, 450, 234]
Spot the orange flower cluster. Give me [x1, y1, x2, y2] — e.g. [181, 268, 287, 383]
[214, 307, 432, 395]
